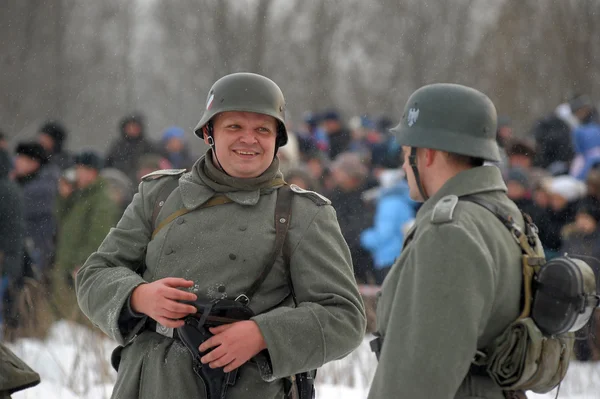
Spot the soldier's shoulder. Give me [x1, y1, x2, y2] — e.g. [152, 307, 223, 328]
[141, 169, 187, 182]
[288, 184, 331, 206]
[430, 195, 460, 225]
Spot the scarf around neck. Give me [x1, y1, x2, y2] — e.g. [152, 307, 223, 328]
[198, 149, 284, 193]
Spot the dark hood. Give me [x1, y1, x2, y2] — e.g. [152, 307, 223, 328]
[119, 112, 146, 140]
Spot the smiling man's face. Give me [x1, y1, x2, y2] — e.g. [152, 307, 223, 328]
[205, 111, 278, 178]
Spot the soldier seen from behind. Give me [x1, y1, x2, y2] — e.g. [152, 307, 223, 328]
[75, 72, 366, 399]
[369, 84, 534, 398]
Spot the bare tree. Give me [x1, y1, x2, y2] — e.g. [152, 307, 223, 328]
[1, 0, 598, 152]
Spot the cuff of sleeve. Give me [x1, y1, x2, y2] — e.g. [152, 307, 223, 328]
[117, 285, 147, 340]
[126, 293, 145, 318]
[253, 351, 276, 382]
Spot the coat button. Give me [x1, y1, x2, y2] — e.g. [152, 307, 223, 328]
[229, 253, 237, 260]
[166, 247, 174, 255]
[177, 218, 185, 225]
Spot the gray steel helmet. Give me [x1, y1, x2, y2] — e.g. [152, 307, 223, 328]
[391, 83, 500, 162]
[193, 72, 288, 147]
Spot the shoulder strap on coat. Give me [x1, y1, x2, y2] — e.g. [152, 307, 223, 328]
[289, 184, 330, 206]
[431, 195, 459, 224]
[141, 169, 186, 181]
[151, 177, 181, 231]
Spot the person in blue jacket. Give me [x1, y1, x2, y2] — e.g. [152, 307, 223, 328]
[569, 94, 600, 180]
[361, 170, 415, 284]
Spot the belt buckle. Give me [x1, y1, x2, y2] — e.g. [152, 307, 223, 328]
[156, 322, 174, 338]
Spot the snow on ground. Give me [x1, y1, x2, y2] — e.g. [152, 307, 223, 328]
[7, 321, 600, 398]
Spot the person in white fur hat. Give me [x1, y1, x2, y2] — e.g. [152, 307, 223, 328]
[539, 175, 587, 258]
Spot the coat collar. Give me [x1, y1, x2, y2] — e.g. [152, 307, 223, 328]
[416, 166, 507, 222]
[178, 153, 283, 210]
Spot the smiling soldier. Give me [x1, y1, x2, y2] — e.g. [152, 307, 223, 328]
[76, 72, 366, 399]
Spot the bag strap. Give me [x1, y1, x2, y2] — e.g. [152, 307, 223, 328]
[150, 177, 287, 238]
[242, 184, 293, 303]
[152, 195, 233, 239]
[460, 195, 545, 320]
[460, 196, 540, 257]
[148, 181, 293, 304]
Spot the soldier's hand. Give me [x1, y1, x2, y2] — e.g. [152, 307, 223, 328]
[130, 277, 198, 328]
[199, 320, 267, 373]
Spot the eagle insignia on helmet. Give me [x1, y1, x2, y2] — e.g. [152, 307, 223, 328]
[407, 108, 420, 127]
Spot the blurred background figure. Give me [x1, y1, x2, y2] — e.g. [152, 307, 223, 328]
[504, 167, 537, 217]
[505, 139, 536, 173]
[320, 110, 351, 160]
[135, 153, 173, 184]
[0, 147, 24, 339]
[491, 115, 513, 174]
[13, 142, 57, 278]
[560, 198, 600, 361]
[52, 151, 119, 321]
[0, 130, 9, 150]
[105, 112, 158, 183]
[100, 167, 135, 214]
[539, 175, 587, 259]
[277, 128, 301, 176]
[361, 169, 414, 285]
[295, 111, 320, 158]
[304, 150, 332, 192]
[160, 126, 194, 170]
[36, 120, 73, 171]
[370, 116, 401, 177]
[569, 94, 600, 180]
[531, 102, 575, 171]
[285, 166, 320, 192]
[327, 152, 374, 284]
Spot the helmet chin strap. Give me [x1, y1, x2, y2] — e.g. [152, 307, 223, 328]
[409, 147, 429, 202]
[205, 123, 232, 177]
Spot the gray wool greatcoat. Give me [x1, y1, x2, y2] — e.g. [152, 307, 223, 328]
[368, 166, 524, 399]
[76, 155, 366, 399]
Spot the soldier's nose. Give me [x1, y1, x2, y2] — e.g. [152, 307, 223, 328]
[239, 130, 258, 144]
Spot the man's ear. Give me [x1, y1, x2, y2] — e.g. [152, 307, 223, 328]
[202, 126, 209, 145]
[424, 148, 437, 167]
